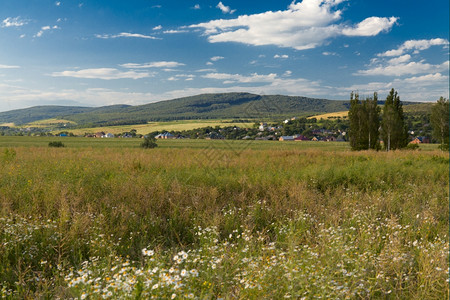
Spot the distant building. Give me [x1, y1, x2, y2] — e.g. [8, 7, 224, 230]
[279, 136, 295, 141]
[294, 135, 309, 141]
[155, 132, 175, 139]
[409, 137, 421, 144]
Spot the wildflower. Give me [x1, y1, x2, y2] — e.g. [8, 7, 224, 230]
[171, 294, 176, 299]
[142, 248, 155, 256]
[152, 283, 159, 290]
[180, 269, 187, 277]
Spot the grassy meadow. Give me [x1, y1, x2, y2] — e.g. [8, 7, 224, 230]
[0, 137, 448, 299]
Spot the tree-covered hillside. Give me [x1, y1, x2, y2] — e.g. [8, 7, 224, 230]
[0, 92, 426, 127]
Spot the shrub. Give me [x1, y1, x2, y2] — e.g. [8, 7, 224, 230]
[141, 136, 158, 149]
[48, 141, 65, 148]
[406, 143, 420, 150]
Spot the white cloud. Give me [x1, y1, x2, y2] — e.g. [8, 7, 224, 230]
[0, 64, 20, 69]
[283, 70, 292, 76]
[196, 68, 217, 72]
[387, 54, 411, 65]
[168, 74, 196, 81]
[274, 54, 289, 59]
[337, 72, 449, 101]
[203, 72, 277, 83]
[55, 1, 61, 6]
[51, 68, 152, 80]
[356, 60, 449, 77]
[163, 29, 188, 34]
[206, 62, 214, 66]
[193, 4, 201, 10]
[120, 61, 185, 69]
[95, 32, 159, 39]
[34, 25, 60, 37]
[191, 0, 397, 50]
[1, 17, 27, 28]
[217, 2, 236, 14]
[379, 38, 449, 57]
[342, 17, 397, 36]
[210, 56, 225, 61]
[153, 25, 162, 30]
[322, 51, 337, 56]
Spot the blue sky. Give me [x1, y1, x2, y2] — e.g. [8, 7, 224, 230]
[0, 0, 448, 112]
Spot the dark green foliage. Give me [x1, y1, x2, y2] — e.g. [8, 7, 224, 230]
[0, 106, 93, 125]
[141, 136, 158, 149]
[430, 97, 449, 150]
[48, 141, 65, 148]
[348, 92, 380, 150]
[381, 89, 408, 151]
[406, 143, 420, 150]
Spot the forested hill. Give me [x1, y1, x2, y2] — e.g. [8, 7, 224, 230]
[63, 93, 351, 125]
[0, 92, 422, 126]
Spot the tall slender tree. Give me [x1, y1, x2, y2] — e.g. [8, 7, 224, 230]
[348, 92, 380, 150]
[430, 96, 449, 150]
[381, 88, 408, 151]
[365, 92, 381, 150]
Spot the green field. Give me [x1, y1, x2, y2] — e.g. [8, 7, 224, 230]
[54, 119, 255, 136]
[0, 137, 448, 298]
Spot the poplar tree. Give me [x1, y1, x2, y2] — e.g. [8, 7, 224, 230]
[348, 91, 363, 150]
[348, 92, 380, 150]
[430, 96, 449, 150]
[381, 88, 408, 151]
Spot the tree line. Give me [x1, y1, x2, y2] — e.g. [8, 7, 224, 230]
[349, 88, 449, 151]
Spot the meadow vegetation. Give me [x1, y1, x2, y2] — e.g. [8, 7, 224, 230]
[0, 138, 448, 298]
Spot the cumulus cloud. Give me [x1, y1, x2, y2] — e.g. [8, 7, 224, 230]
[51, 68, 152, 80]
[153, 25, 162, 30]
[387, 54, 411, 65]
[120, 61, 185, 69]
[356, 60, 449, 77]
[95, 32, 159, 39]
[342, 17, 397, 36]
[191, 0, 397, 50]
[193, 4, 201, 10]
[217, 2, 236, 14]
[274, 54, 289, 59]
[378, 38, 449, 57]
[1, 17, 27, 28]
[338, 72, 449, 101]
[355, 37, 449, 78]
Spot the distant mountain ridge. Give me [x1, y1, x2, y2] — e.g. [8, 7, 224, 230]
[0, 92, 422, 126]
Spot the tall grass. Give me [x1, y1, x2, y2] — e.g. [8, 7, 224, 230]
[0, 143, 448, 298]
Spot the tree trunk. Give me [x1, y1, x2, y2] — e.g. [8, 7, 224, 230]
[387, 132, 391, 152]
